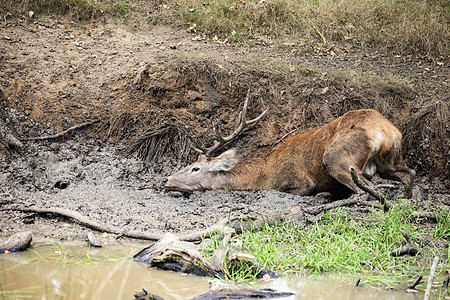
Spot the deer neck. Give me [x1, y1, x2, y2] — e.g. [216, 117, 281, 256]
[220, 157, 272, 191]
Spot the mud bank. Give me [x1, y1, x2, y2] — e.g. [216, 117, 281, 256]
[0, 15, 448, 241]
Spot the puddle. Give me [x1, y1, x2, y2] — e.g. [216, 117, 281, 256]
[0, 242, 421, 299]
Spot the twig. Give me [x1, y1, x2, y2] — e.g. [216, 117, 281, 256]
[349, 166, 390, 212]
[302, 194, 372, 215]
[1, 205, 228, 242]
[22, 120, 99, 141]
[443, 277, 449, 289]
[409, 275, 423, 290]
[424, 256, 439, 300]
[390, 230, 418, 257]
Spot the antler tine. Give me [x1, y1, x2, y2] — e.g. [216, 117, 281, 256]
[191, 145, 205, 155]
[204, 90, 267, 156]
[246, 109, 267, 127]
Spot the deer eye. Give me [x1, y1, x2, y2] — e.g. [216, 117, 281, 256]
[191, 167, 200, 173]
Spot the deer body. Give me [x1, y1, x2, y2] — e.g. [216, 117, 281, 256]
[164, 104, 415, 197]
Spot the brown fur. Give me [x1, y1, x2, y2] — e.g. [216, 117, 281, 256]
[164, 109, 415, 196]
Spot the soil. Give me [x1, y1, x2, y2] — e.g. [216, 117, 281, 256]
[0, 12, 449, 243]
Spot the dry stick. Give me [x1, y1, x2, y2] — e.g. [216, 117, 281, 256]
[2, 206, 228, 242]
[409, 275, 423, 290]
[390, 229, 419, 257]
[424, 256, 440, 300]
[443, 277, 449, 290]
[303, 194, 372, 216]
[22, 120, 100, 141]
[349, 166, 390, 212]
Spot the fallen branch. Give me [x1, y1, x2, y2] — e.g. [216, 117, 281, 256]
[191, 279, 295, 300]
[408, 275, 423, 290]
[134, 233, 221, 277]
[22, 120, 99, 141]
[2, 205, 227, 242]
[424, 256, 439, 300]
[349, 166, 390, 212]
[390, 230, 418, 257]
[134, 234, 279, 281]
[303, 193, 373, 215]
[443, 277, 449, 290]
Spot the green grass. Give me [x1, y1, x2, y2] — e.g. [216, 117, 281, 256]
[180, 0, 449, 57]
[201, 201, 450, 289]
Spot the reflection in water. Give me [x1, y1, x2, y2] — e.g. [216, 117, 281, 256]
[263, 276, 419, 300]
[0, 242, 418, 300]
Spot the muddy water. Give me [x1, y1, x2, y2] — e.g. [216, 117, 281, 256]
[0, 242, 419, 300]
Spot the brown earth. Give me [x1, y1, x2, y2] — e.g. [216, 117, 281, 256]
[0, 13, 449, 242]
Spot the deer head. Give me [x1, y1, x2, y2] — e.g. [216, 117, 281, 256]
[163, 148, 241, 192]
[163, 90, 266, 192]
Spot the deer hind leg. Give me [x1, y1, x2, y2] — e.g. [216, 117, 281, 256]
[323, 133, 375, 193]
[377, 162, 415, 197]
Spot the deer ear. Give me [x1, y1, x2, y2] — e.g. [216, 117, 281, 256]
[211, 148, 240, 172]
[217, 148, 238, 160]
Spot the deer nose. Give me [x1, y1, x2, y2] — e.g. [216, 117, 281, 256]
[162, 178, 168, 186]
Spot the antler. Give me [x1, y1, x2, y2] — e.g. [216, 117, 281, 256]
[195, 90, 267, 156]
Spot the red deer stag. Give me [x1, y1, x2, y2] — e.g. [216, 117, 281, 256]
[163, 91, 415, 199]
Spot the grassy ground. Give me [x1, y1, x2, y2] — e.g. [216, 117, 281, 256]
[0, 0, 130, 20]
[181, 0, 449, 57]
[201, 201, 450, 293]
[1, 0, 448, 58]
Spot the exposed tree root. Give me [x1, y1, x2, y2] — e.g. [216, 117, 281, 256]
[21, 120, 100, 141]
[1, 205, 227, 242]
[126, 122, 194, 163]
[349, 166, 390, 212]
